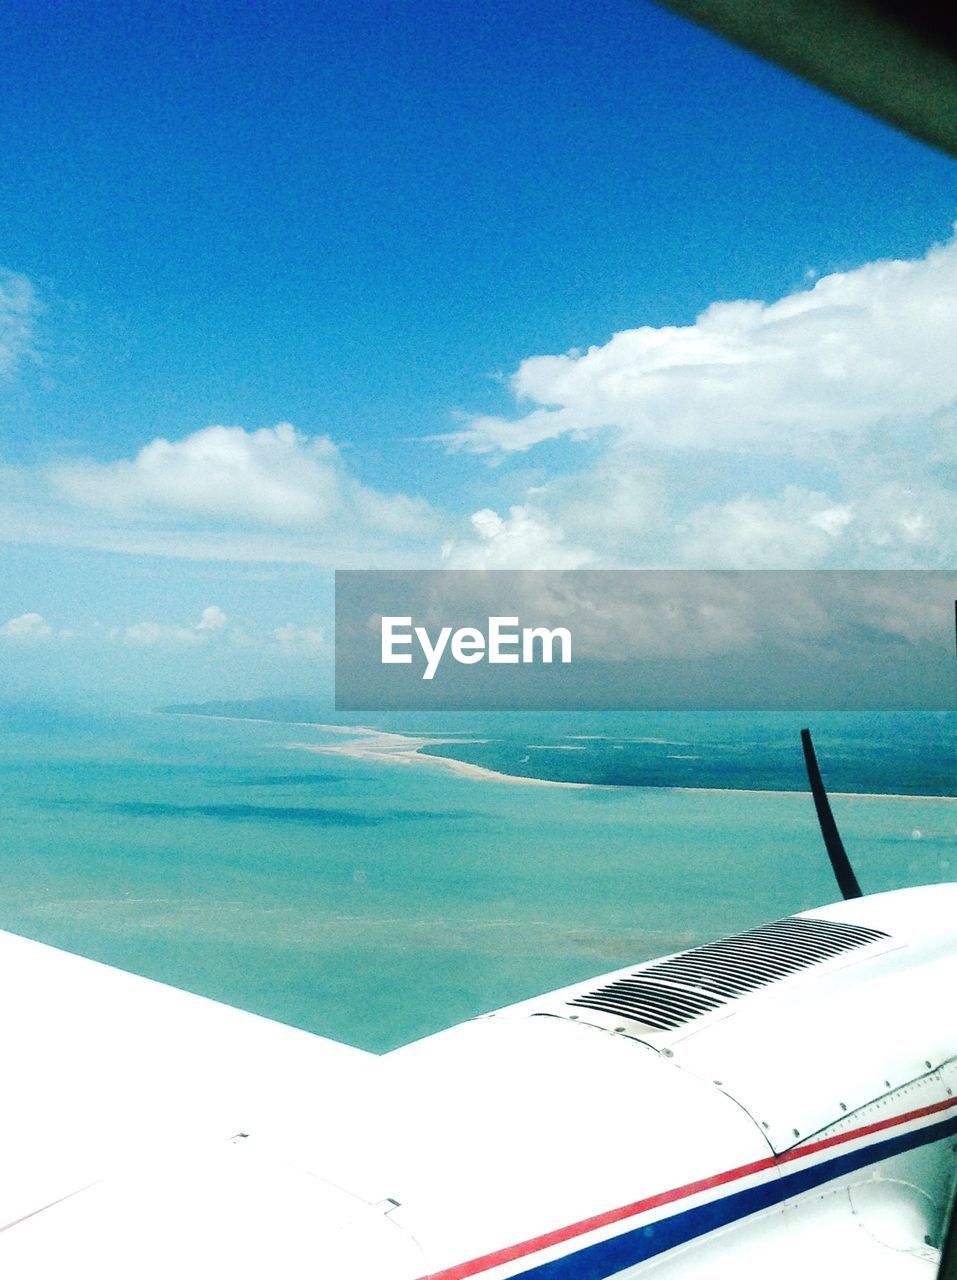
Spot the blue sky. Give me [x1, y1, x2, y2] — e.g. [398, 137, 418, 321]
[2, 0, 957, 704]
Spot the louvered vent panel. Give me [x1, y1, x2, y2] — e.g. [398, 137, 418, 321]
[567, 915, 888, 1030]
[569, 978, 725, 1030]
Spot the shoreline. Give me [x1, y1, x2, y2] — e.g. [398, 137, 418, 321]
[159, 712, 957, 801]
[286, 729, 594, 789]
[292, 729, 957, 802]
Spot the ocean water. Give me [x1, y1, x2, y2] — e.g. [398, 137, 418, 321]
[0, 707, 954, 1052]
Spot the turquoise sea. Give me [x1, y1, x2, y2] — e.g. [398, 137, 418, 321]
[0, 706, 954, 1052]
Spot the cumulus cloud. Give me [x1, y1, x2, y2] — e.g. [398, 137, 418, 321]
[51, 423, 434, 536]
[0, 269, 38, 379]
[120, 606, 229, 647]
[195, 605, 227, 632]
[5, 235, 957, 576]
[0, 607, 332, 658]
[443, 232, 957, 569]
[447, 234, 957, 457]
[0, 612, 54, 641]
[449, 456, 957, 571]
[0, 423, 441, 566]
[442, 505, 593, 569]
[677, 489, 855, 568]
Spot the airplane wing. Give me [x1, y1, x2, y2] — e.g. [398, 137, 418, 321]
[633, 1191, 942, 1278]
[2, 884, 956, 1277]
[0, 929, 427, 1278]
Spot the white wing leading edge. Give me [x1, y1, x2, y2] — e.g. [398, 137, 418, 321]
[0, 929, 426, 1278]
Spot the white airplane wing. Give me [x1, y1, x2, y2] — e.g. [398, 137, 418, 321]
[1, 884, 956, 1278]
[0, 929, 426, 1278]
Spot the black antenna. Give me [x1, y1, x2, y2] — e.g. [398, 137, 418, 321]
[800, 728, 862, 900]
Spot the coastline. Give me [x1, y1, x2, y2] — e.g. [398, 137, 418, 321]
[159, 712, 957, 801]
[291, 729, 957, 802]
[286, 728, 594, 789]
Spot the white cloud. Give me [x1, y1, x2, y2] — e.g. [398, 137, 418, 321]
[195, 605, 227, 632]
[447, 233, 957, 457]
[120, 606, 229, 648]
[0, 423, 441, 566]
[442, 504, 593, 569]
[451, 463, 957, 570]
[677, 489, 855, 568]
[51, 423, 434, 536]
[5, 236, 957, 577]
[0, 608, 331, 657]
[0, 269, 38, 379]
[0, 612, 53, 641]
[443, 233, 957, 569]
